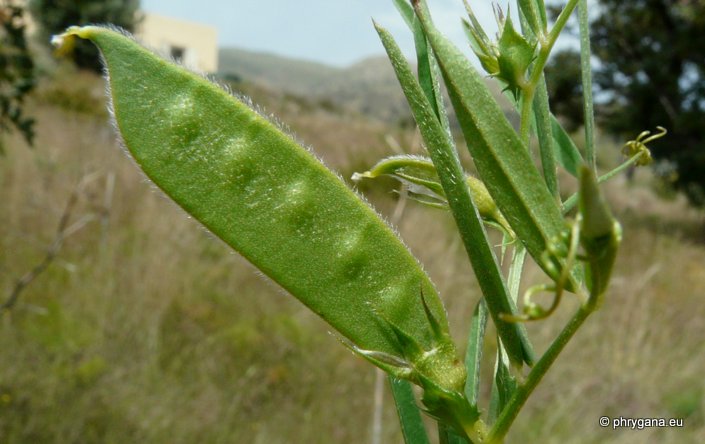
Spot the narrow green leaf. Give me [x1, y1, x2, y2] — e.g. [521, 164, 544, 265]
[439, 423, 470, 444]
[517, 8, 559, 199]
[551, 115, 583, 178]
[464, 299, 488, 406]
[517, 0, 543, 35]
[393, 0, 415, 25]
[394, 0, 450, 133]
[506, 246, 527, 302]
[55, 26, 467, 389]
[578, 166, 621, 303]
[487, 345, 518, 424]
[389, 377, 432, 444]
[533, 78, 559, 199]
[535, 0, 548, 30]
[375, 21, 534, 368]
[462, 0, 490, 43]
[412, 2, 574, 292]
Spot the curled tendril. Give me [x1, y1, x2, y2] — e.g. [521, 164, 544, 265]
[501, 215, 582, 322]
[622, 126, 667, 166]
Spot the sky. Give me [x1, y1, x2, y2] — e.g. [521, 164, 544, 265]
[140, 0, 504, 67]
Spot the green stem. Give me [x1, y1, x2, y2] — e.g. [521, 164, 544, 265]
[390, 377, 432, 444]
[519, 90, 534, 148]
[507, 246, 527, 302]
[578, 0, 596, 171]
[515, 9, 558, 200]
[464, 299, 489, 406]
[547, 0, 580, 49]
[519, 0, 580, 148]
[530, 0, 580, 88]
[561, 152, 644, 213]
[485, 305, 593, 443]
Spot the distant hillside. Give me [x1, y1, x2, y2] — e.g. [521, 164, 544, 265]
[218, 47, 514, 125]
[218, 48, 340, 95]
[219, 48, 414, 123]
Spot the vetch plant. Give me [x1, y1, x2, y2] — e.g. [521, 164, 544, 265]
[52, 0, 657, 441]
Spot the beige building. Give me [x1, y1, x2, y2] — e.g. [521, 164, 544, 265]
[12, 0, 219, 74]
[135, 13, 218, 73]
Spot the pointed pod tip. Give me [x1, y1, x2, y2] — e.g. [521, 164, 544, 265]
[52, 25, 103, 53]
[50, 33, 69, 50]
[350, 171, 372, 182]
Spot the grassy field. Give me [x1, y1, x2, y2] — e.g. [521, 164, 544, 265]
[1, 68, 704, 443]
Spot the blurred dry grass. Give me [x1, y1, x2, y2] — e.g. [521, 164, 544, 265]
[1, 69, 704, 443]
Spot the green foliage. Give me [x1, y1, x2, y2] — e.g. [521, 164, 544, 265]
[4, 58, 704, 443]
[372, 21, 534, 375]
[0, 3, 35, 153]
[29, 0, 139, 72]
[413, 6, 570, 289]
[390, 378, 432, 444]
[50, 0, 629, 441]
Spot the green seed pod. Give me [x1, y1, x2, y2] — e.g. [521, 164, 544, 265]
[52, 26, 467, 397]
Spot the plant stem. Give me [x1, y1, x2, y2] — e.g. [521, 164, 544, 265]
[561, 152, 644, 213]
[578, 0, 596, 171]
[514, 9, 558, 200]
[390, 377, 432, 444]
[507, 246, 527, 302]
[519, 0, 580, 147]
[519, 93, 535, 148]
[464, 299, 489, 406]
[485, 304, 593, 443]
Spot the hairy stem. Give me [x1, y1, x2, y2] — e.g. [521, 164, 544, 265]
[562, 152, 645, 213]
[486, 305, 593, 443]
[519, 0, 580, 147]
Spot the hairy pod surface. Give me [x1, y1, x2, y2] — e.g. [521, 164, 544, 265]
[54, 26, 465, 390]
